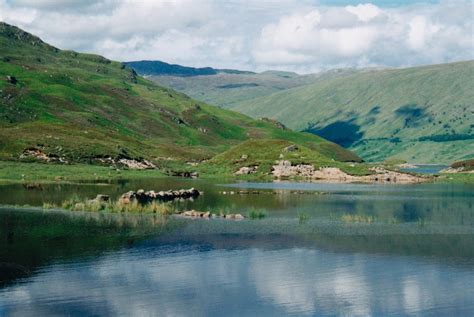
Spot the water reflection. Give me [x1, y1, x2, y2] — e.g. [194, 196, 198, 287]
[0, 179, 473, 316]
[1, 239, 473, 316]
[1, 180, 473, 226]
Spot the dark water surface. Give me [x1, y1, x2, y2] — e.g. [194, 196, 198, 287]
[0, 178, 473, 316]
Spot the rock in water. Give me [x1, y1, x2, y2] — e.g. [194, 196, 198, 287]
[119, 188, 201, 204]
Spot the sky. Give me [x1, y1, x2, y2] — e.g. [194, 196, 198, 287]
[0, 0, 473, 73]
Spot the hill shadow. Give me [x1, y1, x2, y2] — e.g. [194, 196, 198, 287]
[304, 120, 364, 147]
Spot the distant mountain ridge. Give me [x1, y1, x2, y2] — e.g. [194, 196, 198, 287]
[127, 58, 474, 163]
[124, 60, 255, 77]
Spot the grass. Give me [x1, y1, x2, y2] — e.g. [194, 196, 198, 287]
[247, 208, 267, 219]
[43, 197, 175, 214]
[435, 173, 474, 184]
[0, 161, 166, 183]
[298, 212, 310, 224]
[0, 22, 357, 174]
[201, 139, 365, 177]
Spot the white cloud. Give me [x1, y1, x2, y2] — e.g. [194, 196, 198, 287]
[0, 0, 472, 72]
[407, 15, 441, 51]
[345, 3, 383, 22]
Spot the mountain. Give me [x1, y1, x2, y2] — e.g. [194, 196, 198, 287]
[0, 22, 360, 173]
[232, 61, 474, 163]
[124, 60, 255, 77]
[130, 58, 473, 163]
[131, 63, 377, 111]
[129, 63, 321, 108]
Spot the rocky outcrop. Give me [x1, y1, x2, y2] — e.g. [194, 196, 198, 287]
[284, 144, 298, 152]
[89, 194, 110, 204]
[272, 160, 315, 178]
[272, 160, 428, 184]
[119, 188, 201, 204]
[176, 209, 244, 220]
[6, 75, 17, 85]
[117, 158, 155, 169]
[234, 166, 258, 175]
[259, 117, 287, 130]
[94, 157, 155, 169]
[168, 171, 199, 178]
[20, 148, 67, 163]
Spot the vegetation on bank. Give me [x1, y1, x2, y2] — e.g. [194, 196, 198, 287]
[43, 196, 175, 214]
[0, 161, 166, 183]
[451, 159, 474, 171]
[435, 173, 474, 184]
[199, 139, 370, 177]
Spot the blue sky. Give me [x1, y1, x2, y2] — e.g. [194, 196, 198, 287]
[1, 0, 472, 72]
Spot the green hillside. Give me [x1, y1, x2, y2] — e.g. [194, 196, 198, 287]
[132, 61, 373, 110]
[147, 71, 320, 108]
[0, 22, 359, 173]
[233, 61, 474, 163]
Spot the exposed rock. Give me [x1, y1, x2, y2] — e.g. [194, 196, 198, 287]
[234, 166, 258, 175]
[88, 194, 110, 205]
[226, 213, 244, 220]
[20, 148, 67, 163]
[23, 183, 43, 190]
[259, 117, 287, 130]
[118, 158, 155, 169]
[272, 160, 314, 178]
[95, 157, 156, 169]
[284, 144, 298, 152]
[120, 188, 201, 204]
[94, 194, 110, 202]
[177, 210, 245, 220]
[271, 160, 428, 184]
[6, 75, 17, 85]
[180, 210, 211, 218]
[169, 171, 199, 178]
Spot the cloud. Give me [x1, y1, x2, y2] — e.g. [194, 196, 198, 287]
[346, 3, 383, 22]
[0, 0, 472, 72]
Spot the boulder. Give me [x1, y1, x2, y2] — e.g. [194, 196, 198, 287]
[6, 75, 17, 85]
[95, 194, 109, 202]
[234, 166, 258, 175]
[284, 144, 298, 152]
[119, 188, 201, 204]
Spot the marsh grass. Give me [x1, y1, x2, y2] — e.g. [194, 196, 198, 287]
[43, 197, 175, 215]
[341, 214, 375, 224]
[298, 212, 310, 224]
[247, 208, 267, 219]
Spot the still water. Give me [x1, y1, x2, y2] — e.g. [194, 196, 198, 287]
[0, 178, 473, 316]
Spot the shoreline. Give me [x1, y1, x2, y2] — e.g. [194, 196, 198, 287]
[0, 160, 472, 186]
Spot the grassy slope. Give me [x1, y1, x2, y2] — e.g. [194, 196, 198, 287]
[148, 71, 318, 109]
[0, 22, 359, 173]
[199, 139, 371, 177]
[232, 61, 474, 163]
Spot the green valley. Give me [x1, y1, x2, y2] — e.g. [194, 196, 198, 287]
[139, 60, 474, 164]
